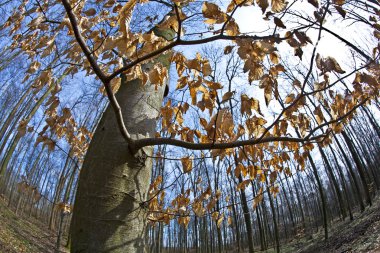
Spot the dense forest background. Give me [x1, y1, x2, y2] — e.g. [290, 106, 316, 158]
[0, 0, 380, 252]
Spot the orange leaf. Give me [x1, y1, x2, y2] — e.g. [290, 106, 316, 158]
[181, 157, 193, 173]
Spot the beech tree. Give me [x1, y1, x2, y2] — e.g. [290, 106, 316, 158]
[1, 0, 380, 252]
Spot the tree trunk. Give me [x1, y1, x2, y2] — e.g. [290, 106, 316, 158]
[237, 173, 255, 253]
[308, 154, 328, 240]
[342, 131, 372, 206]
[265, 177, 280, 253]
[70, 73, 167, 252]
[0, 82, 56, 177]
[251, 181, 265, 251]
[319, 146, 346, 220]
[333, 134, 365, 212]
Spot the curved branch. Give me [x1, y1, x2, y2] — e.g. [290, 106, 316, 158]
[61, 0, 133, 143]
[134, 135, 322, 151]
[305, 98, 369, 139]
[61, 0, 107, 82]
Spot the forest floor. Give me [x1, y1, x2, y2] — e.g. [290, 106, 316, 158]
[0, 194, 380, 253]
[0, 196, 68, 253]
[266, 195, 380, 253]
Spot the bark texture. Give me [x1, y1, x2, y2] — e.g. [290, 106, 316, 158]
[70, 73, 167, 252]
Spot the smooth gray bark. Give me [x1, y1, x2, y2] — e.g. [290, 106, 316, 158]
[70, 70, 168, 252]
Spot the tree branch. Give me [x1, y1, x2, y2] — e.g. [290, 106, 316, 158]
[134, 135, 323, 151]
[61, 0, 133, 144]
[107, 33, 286, 81]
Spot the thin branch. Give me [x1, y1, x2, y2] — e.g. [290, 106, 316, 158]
[107, 33, 289, 81]
[61, 0, 107, 82]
